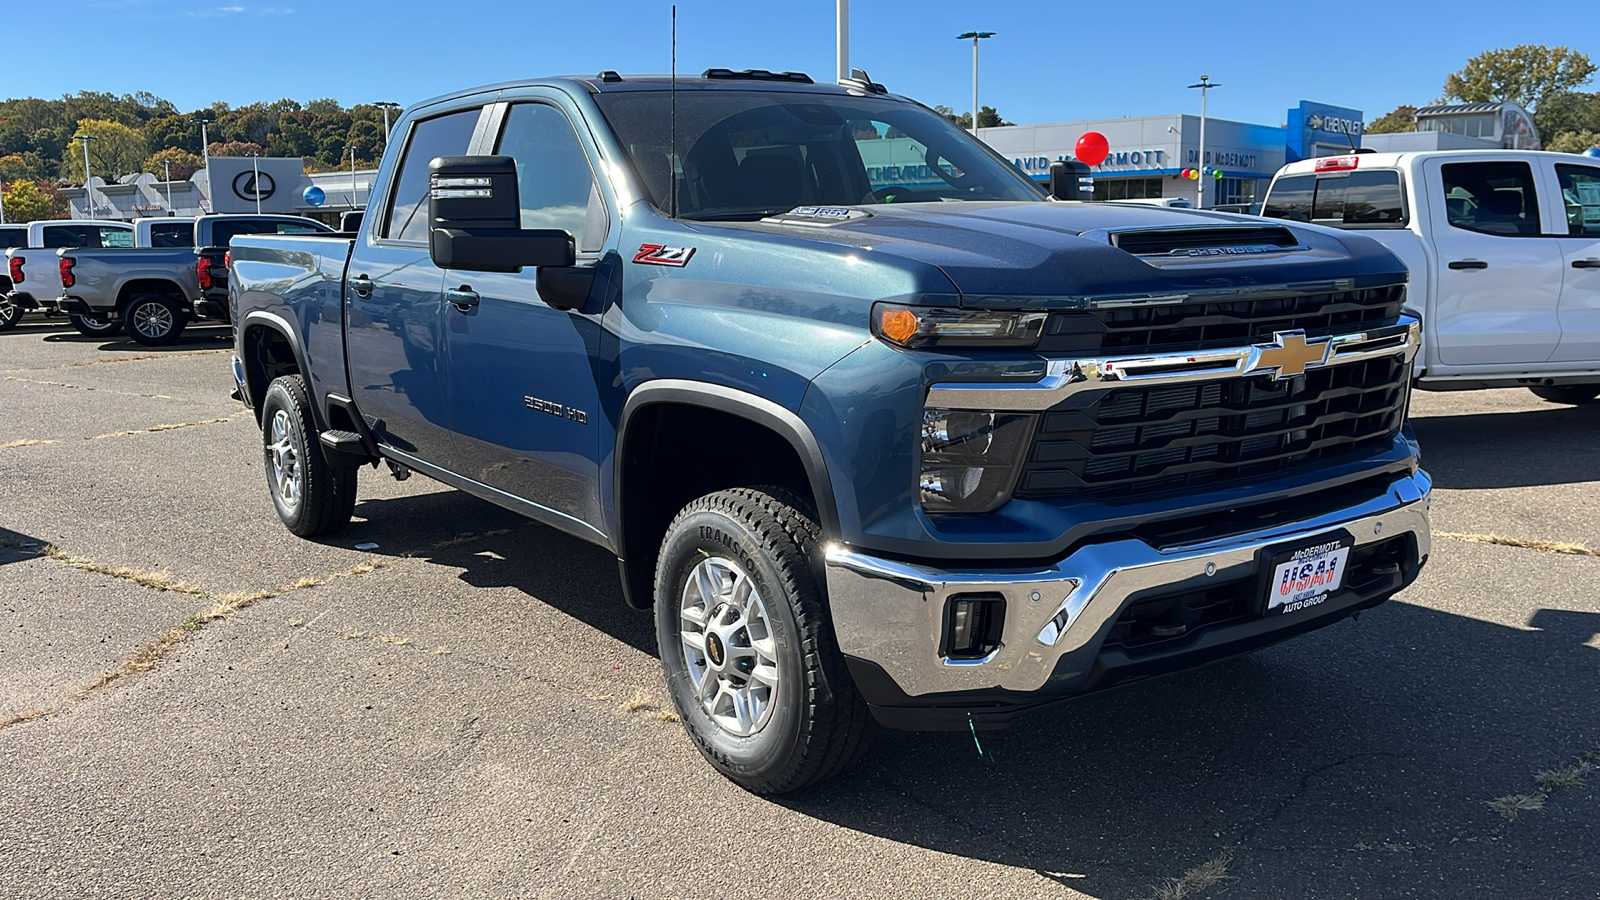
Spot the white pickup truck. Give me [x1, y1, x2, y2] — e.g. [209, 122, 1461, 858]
[2, 220, 136, 335]
[1261, 150, 1600, 404]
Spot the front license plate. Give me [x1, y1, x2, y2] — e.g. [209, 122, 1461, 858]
[1264, 533, 1353, 617]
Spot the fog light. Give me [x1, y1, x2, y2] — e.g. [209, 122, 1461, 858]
[944, 594, 1005, 660]
[919, 408, 1034, 514]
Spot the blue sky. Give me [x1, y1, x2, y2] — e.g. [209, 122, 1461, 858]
[9, 0, 1597, 127]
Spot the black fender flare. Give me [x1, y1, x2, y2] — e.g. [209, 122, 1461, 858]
[238, 310, 322, 430]
[612, 380, 840, 608]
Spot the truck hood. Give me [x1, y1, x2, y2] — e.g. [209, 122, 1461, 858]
[722, 202, 1407, 306]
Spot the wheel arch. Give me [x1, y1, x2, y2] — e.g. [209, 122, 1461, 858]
[613, 380, 839, 610]
[238, 311, 318, 428]
[115, 278, 188, 311]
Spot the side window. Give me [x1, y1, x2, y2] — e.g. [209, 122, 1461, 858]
[1440, 161, 1540, 237]
[494, 103, 605, 252]
[382, 108, 482, 243]
[42, 225, 95, 249]
[1555, 164, 1600, 237]
[1262, 174, 1314, 222]
[100, 228, 133, 248]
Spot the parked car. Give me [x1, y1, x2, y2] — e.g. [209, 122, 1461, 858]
[3, 221, 135, 334]
[1261, 150, 1600, 403]
[230, 69, 1430, 793]
[55, 214, 333, 345]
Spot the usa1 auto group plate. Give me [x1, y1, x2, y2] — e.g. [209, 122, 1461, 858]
[1264, 532, 1354, 617]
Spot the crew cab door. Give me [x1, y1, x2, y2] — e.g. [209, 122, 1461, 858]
[1547, 161, 1600, 363]
[440, 99, 612, 535]
[1423, 158, 1564, 367]
[346, 106, 484, 467]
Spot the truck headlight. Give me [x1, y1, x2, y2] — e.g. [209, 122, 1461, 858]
[919, 408, 1034, 514]
[873, 303, 1047, 349]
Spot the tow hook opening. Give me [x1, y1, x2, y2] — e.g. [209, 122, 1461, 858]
[942, 593, 1006, 660]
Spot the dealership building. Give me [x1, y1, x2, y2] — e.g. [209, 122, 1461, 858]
[63, 157, 379, 224]
[976, 101, 1367, 206]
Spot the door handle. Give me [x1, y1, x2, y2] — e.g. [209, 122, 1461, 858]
[350, 274, 374, 297]
[1448, 260, 1489, 270]
[445, 287, 480, 311]
[1572, 258, 1600, 269]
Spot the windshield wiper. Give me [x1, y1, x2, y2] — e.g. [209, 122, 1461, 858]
[678, 208, 795, 222]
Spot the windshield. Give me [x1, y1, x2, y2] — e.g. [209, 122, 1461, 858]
[593, 89, 1046, 220]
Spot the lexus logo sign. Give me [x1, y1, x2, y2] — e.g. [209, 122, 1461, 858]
[232, 170, 277, 202]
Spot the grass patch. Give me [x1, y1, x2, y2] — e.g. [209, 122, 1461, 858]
[1534, 760, 1592, 790]
[1484, 793, 1546, 821]
[1151, 849, 1234, 900]
[0, 438, 58, 449]
[1434, 531, 1598, 556]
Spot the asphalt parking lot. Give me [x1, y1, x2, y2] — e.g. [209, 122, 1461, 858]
[1, 317, 1596, 900]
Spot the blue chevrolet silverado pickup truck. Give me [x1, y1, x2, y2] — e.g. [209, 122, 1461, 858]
[228, 69, 1431, 793]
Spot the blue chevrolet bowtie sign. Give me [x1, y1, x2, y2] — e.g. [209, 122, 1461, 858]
[1287, 100, 1366, 162]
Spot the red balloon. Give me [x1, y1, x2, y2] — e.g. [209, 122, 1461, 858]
[1075, 131, 1110, 166]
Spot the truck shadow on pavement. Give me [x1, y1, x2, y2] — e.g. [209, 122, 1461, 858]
[340, 490, 1599, 900]
[0, 525, 48, 567]
[1410, 404, 1600, 490]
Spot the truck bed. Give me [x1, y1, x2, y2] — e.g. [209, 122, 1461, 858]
[229, 233, 357, 419]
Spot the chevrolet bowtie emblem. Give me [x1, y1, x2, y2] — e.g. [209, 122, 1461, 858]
[1251, 331, 1331, 380]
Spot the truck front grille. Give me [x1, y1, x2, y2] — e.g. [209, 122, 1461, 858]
[1037, 285, 1405, 356]
[1015, 355, 1408, 502]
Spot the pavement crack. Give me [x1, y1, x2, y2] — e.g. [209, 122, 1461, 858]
[91, 411, 251, 440]
[0, 438, 59, 449]
[3, 349, 229, 373]
[0, 547, 384, 731]
[1433, 531, 1598, 557]
[1238, 751, 1399, 847]
[4, 374, 182, 401]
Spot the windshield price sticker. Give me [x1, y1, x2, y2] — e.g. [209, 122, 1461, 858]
[1265, 534, 1353, 617]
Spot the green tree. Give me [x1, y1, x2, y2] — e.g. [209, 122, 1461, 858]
[934, 104, 1013, 129]
[1443, 44, 1596, 112]
[2, 180, 59, 221]
[1535, 91, 1600, 142]
[0, 154, 41, 182]
[1545, 130, 1600, 153]
[145, 148, 205, 181]
[62, 119, 148, 181]
[208, 140, 265, 158]
[1366, 105, 1418, 134]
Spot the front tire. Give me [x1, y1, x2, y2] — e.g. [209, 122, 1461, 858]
[1529, 384, 1600, 405]
[261, 374, 358, 537]
[123, 293, 187, 346]
[654, 487, 871, 794]
[70, 313, 122, 338]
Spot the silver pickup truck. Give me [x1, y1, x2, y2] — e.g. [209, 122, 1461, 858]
[54, 214, 333, 345]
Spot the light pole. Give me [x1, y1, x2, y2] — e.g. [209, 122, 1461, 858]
[836, 0, 849, 82]
[1, 178, 6, 225]
[374, 101, 400, 137]
[248, 152, 262, 214]
[195, 117, 213, 212]
[957, 31, 995, 133]
[78, 134, 97, 221]
[162, 159, 174, 213]
[1187, 75, 1219, 209]
[346, 145, 362, 210]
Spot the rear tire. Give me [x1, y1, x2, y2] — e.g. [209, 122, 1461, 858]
[654, 487, 871, 794]
[1529, 384, 1600, 405]
[0, 300, 19, 332]
[123, 293, 187, 346]
[70, 314, 122, 338]
[260, 374, 358, 537]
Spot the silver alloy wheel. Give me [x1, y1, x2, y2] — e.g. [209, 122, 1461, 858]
[268, 408, 302, 512]
[132, 300, 173, 339]
[680, 556, 781, 737]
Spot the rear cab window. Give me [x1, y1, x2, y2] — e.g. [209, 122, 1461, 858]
[1264, 169, 1406, 227]
[42, 225, 133, 249]
[148, 223, 194, 248]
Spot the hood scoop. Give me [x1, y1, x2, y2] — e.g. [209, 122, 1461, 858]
[1109, 225, 1303, 257]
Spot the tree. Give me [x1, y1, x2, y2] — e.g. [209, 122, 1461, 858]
[61, 119, 148, 181]
[145, 148, 204, 181]
[1535, 91, 1600, 143]
[0, 154, 40, 182]
[1, 180, 59, 221]
[208, 140, 265, 157]
[1546, 130, 1600, 154]
[1366, 105, 1418, 134]
[1443, 44, 1596, 112]
[934, 104, 1013, 129]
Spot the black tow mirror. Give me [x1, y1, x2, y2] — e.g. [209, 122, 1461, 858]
[1049, 160, 1094, 202]
[427, 155, 575, 273]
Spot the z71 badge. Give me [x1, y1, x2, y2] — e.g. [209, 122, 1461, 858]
[633, 244, 695, 267]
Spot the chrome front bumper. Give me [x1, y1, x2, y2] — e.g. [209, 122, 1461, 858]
[825, 469, 1431, 700]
